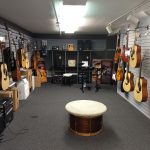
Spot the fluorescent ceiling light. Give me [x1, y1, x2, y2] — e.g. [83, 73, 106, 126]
[55, 1, 86, 33]
[63, 0, 87, 5]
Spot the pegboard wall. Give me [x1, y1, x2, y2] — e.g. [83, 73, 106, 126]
[0, 23, 34, 67]
[117, 17, 150, 119]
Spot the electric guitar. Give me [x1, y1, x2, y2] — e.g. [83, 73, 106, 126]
[129, 30, 141, 67]
[134, 58, 148, 102]
[122, 58, 134, 92]
[0, 42, 10, 90]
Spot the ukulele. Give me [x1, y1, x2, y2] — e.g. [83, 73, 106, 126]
[0, 42, 10, 90]
[134, 58, 148, 102]
[122, 57, 134, 92]
[129, 25, 141, 67]
[114, 34, 121, 63]
[11, 38, 21, 81]
[17, 33, 26, 68]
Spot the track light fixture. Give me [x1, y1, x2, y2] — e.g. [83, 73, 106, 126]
[126, 15, 139, 25]
[106, 24, 113, 34]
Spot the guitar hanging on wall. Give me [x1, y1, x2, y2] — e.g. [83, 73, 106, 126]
[3, 24, 16, 72]
[116, 57, 123, 81]
[129, 24, 141, 68]
[11, 38, 21, 81]
[0, 41, 10, 90]
[134, 57, 148, 102]
[17, 33, 26, 68]
[122, 57, 134, 92]
[114, 34, 121, 63]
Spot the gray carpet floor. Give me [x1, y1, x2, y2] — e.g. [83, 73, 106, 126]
[0, 83, 150, 150]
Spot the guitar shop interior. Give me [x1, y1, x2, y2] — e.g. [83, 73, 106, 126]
[0, 0, 150, 150]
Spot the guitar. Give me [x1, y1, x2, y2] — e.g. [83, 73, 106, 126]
[129, 30, 141, 67]
[116, 57, 123, 81]
[17, 33, 26, 68]
[122, 58, 134, 92]
[24, 37, 29, 69]
[134, 58, 148, 102]
[11, 38, 21, 81]
[0, 42, 10, 90]
[114, 34, 121, 63]
[39, 69, 47, 83]
[3, 25, 16, 72]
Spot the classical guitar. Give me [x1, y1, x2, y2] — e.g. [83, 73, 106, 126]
[129, 26, 141, 67]
[122, 58, 134, 92]
[0, 42, 10, 90]
[114, 34, 121, 63]
[134, 58, 148, 102]
[17, 34, 26, 68]
[116, 57, 123, 81]
[11, 38, 21, 81]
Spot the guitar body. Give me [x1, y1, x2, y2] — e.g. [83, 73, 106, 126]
[130, 44, 141, 67]
[12, 60, 21, 81]
[39, 69, 47, 83]
[0, 63, 9, 90]
[17, 48, 26, 68]
[25, 52, 29, 69]
[116, 67, 123, 81]
[122, 72, 134, 92]
[134, 77, 148, 102]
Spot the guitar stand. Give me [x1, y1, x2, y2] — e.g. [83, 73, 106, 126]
[80, 67, 92, 93]
[95, 68, 101, 92]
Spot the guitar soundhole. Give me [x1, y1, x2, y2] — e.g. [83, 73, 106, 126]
[136, 90, 140, 93]
[131, 57, 134, 60]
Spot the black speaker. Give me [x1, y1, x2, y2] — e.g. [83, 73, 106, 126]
[77, 40, 84, 50]
[84, 40, 92, 50]
[0, 98, 13, 128]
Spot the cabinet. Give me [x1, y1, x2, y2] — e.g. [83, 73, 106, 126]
[48, 50, 114, 84]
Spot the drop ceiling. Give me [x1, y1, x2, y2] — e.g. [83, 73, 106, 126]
[0, 0, 150, 34]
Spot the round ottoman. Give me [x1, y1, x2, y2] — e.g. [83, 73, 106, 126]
[65, 100, 107, 136]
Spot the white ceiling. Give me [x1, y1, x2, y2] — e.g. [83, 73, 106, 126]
[0, 0, 150, 34]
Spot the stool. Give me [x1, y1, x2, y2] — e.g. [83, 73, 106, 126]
[62, 73, 73, 85]
[65, 100, 107, 136]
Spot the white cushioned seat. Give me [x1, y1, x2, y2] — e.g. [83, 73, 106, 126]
[63, 73, 72, 77]
[65, 100, 107, 117]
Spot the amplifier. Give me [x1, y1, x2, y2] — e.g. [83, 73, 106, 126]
[0, 98, 13, 128]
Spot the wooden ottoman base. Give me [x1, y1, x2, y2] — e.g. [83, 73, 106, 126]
[69, 114, 103, 136]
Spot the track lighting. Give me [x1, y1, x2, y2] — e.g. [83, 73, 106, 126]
[126, 15, 139, 25]
[106, 24, 113, 34]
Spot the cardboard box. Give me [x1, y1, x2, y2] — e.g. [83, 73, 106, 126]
[21, 69, 32, 89]
[35, 76, 41, 87]
[0, 91, 13, 98]
[8, 87, 19, 111]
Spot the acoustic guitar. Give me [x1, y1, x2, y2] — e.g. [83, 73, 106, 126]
[17, 33, 26, 68]
[134, 58, 148, 102]
[122, 59, 134, 92]
[129, 24, 141, 67]
[116, 57, 123, 81]
[114, 34, 121, 63]
[0, 42, 10, 90]
[11, 38, 21, 81]
[24, 39, 29, 69]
